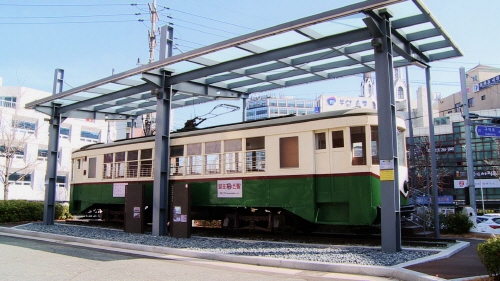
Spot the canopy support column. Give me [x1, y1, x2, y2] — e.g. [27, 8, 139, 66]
[366, 8, 401, 252]
[43, 103, 62, 225]
[152, 70, 173, 236]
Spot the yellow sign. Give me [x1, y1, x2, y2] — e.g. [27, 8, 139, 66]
[380, 170, 394, 181]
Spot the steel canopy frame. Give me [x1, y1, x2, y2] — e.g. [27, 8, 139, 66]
[27, 0, 462, 252]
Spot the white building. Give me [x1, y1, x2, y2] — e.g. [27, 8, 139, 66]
[0, 78, 115, 201]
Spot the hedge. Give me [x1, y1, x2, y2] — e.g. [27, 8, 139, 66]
[0, 200, 71, 223]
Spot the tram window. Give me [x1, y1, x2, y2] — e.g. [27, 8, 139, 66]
[103, 153, 113, 179]
[371, 126, 379, 165]
[280, 136, 299, 168]
[246, 137, 265, 172]
[114, 152, 126, 178]
[224, 139, 242, 173]
[170, 145, 184, 176]
[140, 149, 153, 177]
[205, 142, 221, 174]
[332, 130, 344, 148]
[315, 132, 326, 150]
[225, 139, 242, 152]
[350, 126, 366, 165]
[127, 150, 138, 177]
[187, 143, 202, 175]
[246, 137, 264, 150]
[397, 129, 406, 166]
[88, 157, 96, 178]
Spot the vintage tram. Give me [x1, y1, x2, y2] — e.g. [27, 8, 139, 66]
[70, 108, 410, 231]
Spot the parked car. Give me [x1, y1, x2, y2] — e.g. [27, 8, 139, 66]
[482, 213, 500, 217]
[471, 215, 500, 235]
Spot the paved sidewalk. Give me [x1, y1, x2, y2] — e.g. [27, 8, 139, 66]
[0, 225, 491, 281]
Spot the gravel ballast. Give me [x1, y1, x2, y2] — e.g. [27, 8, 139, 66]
[15, 223, 434, 267]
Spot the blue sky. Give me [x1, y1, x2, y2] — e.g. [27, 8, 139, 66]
[1, 0, 499, 129]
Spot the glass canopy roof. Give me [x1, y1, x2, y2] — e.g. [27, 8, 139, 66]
[26, 0, 462, 121]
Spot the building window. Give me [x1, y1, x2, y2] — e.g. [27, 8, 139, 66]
[279, 108, 287, 115]
[289, 109, 296, 115]
[468, 97, 474, 107]
[0, 96, 16, 108]
[315, 132, 326, 150]
[81, 130, 99, 143]
[278, 100, 286, 107]
[38, 148, 48, 161]
[56, 176, 66, 188]
[246, 137, 265, 172]
[351, 126, 366, 166]
[481, 95, 486, 101]
[287, 100, 295, 107]
[8, 172, 31, 186]
[332, 130, 344, 148]
[280, 136, 299, 168]
[296, 101, 304, 108]
[12, 120, 36, 134]
[305, 101, 314, 108]
[398, 87, 404, 99]
[60, 127, 70, 139]
[13, 147, 24, 159]
[269, 99, 277, 106]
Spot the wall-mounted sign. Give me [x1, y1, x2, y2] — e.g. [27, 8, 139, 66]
[454, 179, 500, 188]
[113, 183, 127, 197]
[217, 179, 242, 198]
[473, 74, 500, 92]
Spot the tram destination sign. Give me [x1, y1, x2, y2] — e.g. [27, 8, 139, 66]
[476, 125, 500, 137]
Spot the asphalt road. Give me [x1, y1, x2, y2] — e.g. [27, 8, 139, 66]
[0, 234, 394, 281]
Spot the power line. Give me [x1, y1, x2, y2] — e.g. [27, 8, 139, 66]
[0, 13, 141, 19]
[162, 14, 241, 36]
[0, 20, 143, 25]
[161, 21, 232, 39]
[0, 3, 147, 7]
[160, 6, 256, 31]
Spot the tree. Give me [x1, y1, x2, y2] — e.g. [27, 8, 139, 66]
[408, 136, 453, 196]
[0, 88, 45, 200]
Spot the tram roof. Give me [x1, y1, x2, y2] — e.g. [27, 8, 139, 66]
[73, 107, 381, 152]
[26, 0, 462, 121]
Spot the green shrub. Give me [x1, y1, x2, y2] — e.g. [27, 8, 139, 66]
[478, 237, 500, 278]
[439, 212, 474, 234]
[0, 200, 72, 223]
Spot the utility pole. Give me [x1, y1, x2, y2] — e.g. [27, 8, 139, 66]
[460, 67, 477, 212]
[148, 0, 159, 63]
